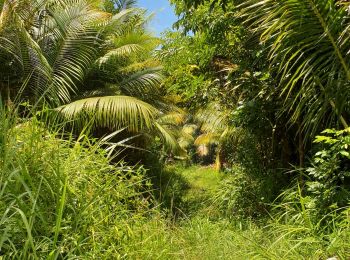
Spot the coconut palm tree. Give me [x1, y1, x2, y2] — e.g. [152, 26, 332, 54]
[0, 0, 180, 151]
[0, 0, 111, 104]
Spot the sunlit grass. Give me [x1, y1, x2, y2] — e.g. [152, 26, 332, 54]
[0, 107, 348, 259]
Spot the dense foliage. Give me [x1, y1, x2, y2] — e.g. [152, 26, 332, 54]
[163, 0, 350, 204]
[0, 0, 350, 258]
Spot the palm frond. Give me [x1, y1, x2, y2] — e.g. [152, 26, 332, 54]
[158, 110, 187, 125]
[98, 43, 144, 65]
[98, 32, 160, 66]
[118, 68, 163, 99]
[43, 0, 110, 104]
[194, 133, 220, 145]
[114, 0, 137, 12]
[56, 95, 158, 132]
[182, 124, 198, 135]
[196, 102, 230, 132]
[240, 0, 350, 135]
[0, 0, 111, 104]
[154, 122, 182, 153]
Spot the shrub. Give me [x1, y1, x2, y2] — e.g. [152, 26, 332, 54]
[212, 165, 271, 219]
[0, 109, 155, 258]
[305, 128, 350, 215]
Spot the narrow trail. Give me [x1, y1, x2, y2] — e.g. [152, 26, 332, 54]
[147, 165, 341, 260]
[155, 165, 258, 260]
[175, 165, 223, 215]
[157, 165, 224, 218]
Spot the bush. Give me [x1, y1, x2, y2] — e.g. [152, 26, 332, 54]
[212, 165, 272, 219]
[0, 109, 156, 258]
[305, 128, 350, 216]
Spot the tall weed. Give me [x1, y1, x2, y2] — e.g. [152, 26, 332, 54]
[0, 107, 156, 258]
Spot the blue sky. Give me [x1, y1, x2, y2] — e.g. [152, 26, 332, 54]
[137, 0, 178, 35]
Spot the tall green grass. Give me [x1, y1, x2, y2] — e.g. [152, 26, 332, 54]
[0, 106, 159, 258]
[1, 106, 349, 259]
[152, 164, 350, 259]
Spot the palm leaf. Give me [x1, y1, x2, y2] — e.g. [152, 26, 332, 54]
[196, 102, 230, 132]
[154, 122, 182, 152]
[240, 0, 350, 136]
[98, 32, 160, 66]
[194, 133, 220, 145]
[56, 95, 158, 132]
[0, 0, 111, 104]
[118, 68, 163, 99]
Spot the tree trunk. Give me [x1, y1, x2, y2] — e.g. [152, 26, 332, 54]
[215, 147, 222, 172]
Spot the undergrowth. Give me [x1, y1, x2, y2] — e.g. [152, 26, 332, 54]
[0, 108, 159, 258]
[0, 107, 349, 259]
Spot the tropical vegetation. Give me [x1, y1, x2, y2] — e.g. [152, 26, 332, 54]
[0, 0, 350, 259]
